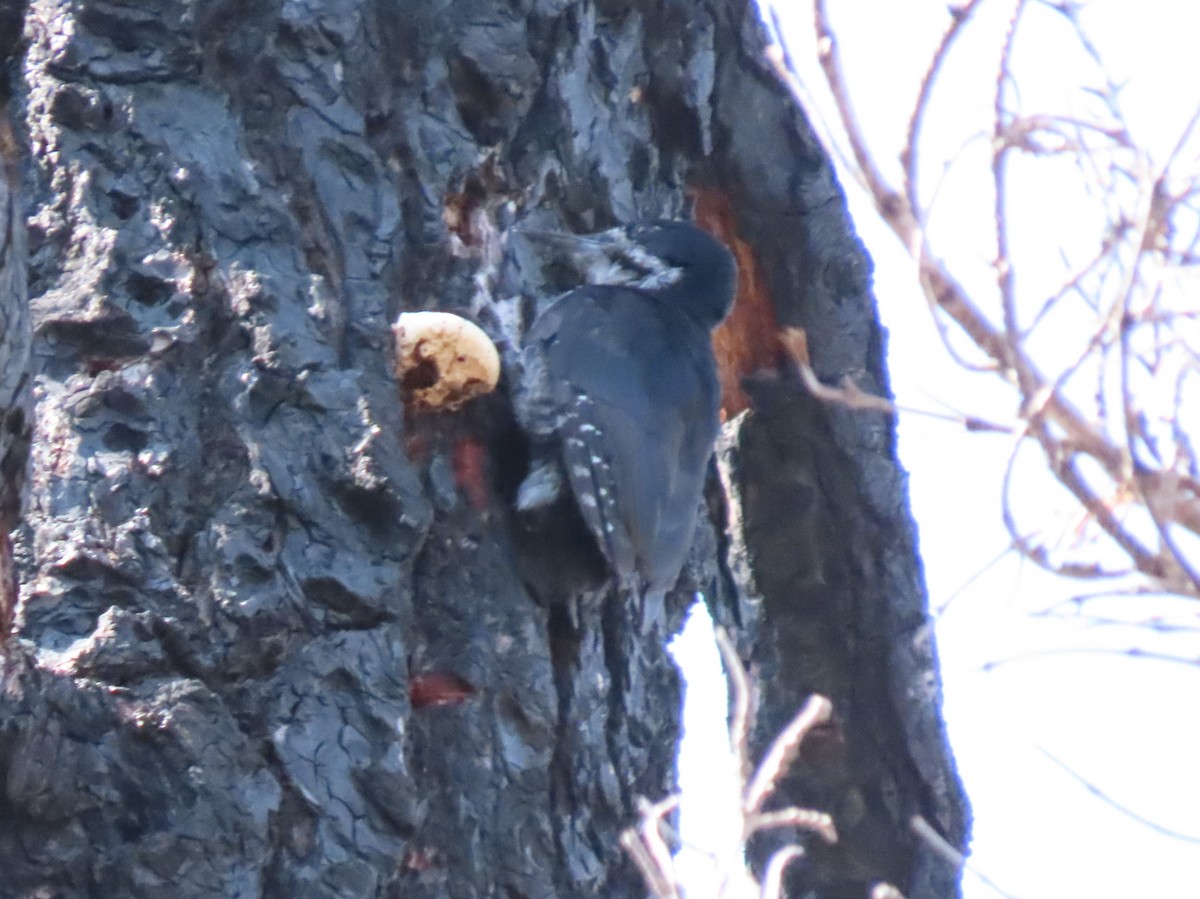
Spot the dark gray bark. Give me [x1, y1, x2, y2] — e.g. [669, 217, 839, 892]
[1, 57, 30, 646]
[0, 1, 967, 898]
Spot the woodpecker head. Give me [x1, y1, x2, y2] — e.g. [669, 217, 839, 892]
[523, 220, 737, 330]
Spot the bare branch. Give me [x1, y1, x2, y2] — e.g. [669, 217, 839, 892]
[812, 0, 914, 230]
[742, 695, 834, 819]
[629, 630, 841, 896]
[746, 807, 837, 843]
[903, 0, 988, 217]
[621, 796, 683, 899]
[1036, 747, 1200, 844]
[910, 815, 1018, 899]
[759, 845, 805, 899]
[715, 625, 754, 783]
[991, 0, 1027, 376]
[774, 0, 1200, 599]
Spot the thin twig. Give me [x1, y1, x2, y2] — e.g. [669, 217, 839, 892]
[746, 807, 837, 843]
[759, 846, 805, 899]
[791, 0, 1200, 598]
[903, 0, 988, 217]
[910, 815, 1017, 899]
[714, 626, 754, 783]
[621, 795, 683, 899]
[743, 695, 834, 819]
[1036, 748, 1200, 844]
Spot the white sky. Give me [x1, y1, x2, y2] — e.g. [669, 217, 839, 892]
[779, 1, 1200, 896]
[675, 2, 1200, 897]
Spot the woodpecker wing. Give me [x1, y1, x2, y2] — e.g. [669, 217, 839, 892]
[524, 285, 720, 593]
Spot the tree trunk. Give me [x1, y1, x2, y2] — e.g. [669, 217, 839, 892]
[0, 1, 967, 898]
[1, 118, 28, 649]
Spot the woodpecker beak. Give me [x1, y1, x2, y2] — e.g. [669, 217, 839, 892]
[516, 227, 617, 247]
[517, 225, 680, 290]
[517, 225, 626, 261]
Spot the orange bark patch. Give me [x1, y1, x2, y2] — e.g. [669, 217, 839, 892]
[409, 671, 477, 709]
[692, 188, 782, 418]
[452, 435, 490, 511]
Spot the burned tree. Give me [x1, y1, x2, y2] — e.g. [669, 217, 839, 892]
[0, 1, 965, 897]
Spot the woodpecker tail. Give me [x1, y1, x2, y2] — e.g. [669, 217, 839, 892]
[559, 392, 637, 581]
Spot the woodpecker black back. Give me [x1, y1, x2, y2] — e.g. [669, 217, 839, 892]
[515, 220, 736, 598]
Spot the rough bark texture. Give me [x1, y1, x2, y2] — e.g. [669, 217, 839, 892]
[0, 1, 968, 898]
[1, 23, 30, 650]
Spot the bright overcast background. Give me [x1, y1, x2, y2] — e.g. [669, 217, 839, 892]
[673, 1, 1200, 897]
[756, 1, 1200, 896]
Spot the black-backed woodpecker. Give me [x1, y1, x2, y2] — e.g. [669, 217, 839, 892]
[515, 220, 737, 600]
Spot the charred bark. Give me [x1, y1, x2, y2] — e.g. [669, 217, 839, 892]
[1, 16, 30, 646]
[0, 1, 967, 898]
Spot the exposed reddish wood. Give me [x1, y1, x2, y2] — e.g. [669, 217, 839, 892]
[409, 671, 477, 709]
[452, 435, 490, 511]
[692, 189, 782, 418]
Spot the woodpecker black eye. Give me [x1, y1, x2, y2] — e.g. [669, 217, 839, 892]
[514, 219, 737, 600]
